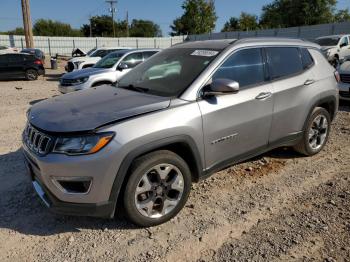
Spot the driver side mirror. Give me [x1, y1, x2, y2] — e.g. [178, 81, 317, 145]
[202, 78, 240, 97]
[340, 42, 347, 48]
[117, 62, 128, 71]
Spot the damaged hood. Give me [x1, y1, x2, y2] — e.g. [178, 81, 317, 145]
[29, 85, 171, 133]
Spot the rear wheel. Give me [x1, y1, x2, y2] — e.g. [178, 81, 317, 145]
[25, 69, 38, 80]
[294, 107, 331, 156]
[123, 150, 192, 227]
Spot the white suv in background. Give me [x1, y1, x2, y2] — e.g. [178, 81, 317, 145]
[315, 35, 350, 66]
[65, 47, 131, 72]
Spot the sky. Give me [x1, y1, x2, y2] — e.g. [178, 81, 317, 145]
[0, 0, 349, 36]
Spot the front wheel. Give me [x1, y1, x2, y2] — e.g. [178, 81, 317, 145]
[294, 107, 331, 156]
[123, 150, 192, 227]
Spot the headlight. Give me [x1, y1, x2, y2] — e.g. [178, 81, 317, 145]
[53, 132, 114, 155]
[71, 77, 89, 85]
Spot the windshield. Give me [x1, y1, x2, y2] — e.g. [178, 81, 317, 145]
[86, 48, 96, 56]
[117, 48, 220, 97]
[315, 37, 340, 46]
[93, 52, 124, 69]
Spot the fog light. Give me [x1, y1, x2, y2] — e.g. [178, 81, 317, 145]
[52, 177, 92, 194]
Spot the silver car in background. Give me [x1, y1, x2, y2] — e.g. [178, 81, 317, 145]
[23, 38, 338, 227]
[59, 49, 160, 93]
[338, 56, 350, 101]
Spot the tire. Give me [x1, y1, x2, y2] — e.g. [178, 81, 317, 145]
[294, 107, 331, 156]
[25, 69, 38, 80]
[123, 150, 192, 227]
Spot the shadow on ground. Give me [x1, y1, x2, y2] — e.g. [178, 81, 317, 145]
[0, 144, 306, 237]
[45, 73, 63, 82]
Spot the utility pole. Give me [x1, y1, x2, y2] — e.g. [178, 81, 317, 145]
[89, 15, 93, 37]
[106, 0, 117, 37]
[126, 11, 129, 37]
[21, 0, 34, 48]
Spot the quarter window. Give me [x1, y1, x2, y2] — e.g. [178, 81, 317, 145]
[266, 47, 303, 79]
[212, 48, 265, 88]
[300, 48, 314, 69]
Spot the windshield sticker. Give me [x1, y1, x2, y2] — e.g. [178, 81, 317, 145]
[191, 50, 219, 57]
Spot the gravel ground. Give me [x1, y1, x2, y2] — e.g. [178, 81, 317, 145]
[0, 63, 349, 262]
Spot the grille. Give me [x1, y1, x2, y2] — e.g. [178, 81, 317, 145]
[339, 91, 350, 98]
[340, 74, 350, 84]
[23, 123, 52, 155]
[60, 78, 76, 86]
[67, 61, 75, 72]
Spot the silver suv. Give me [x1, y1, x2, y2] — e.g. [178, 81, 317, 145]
[22, 38, 339, 227]
[59, 49, 159, 94]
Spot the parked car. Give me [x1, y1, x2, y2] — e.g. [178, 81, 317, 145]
[21, 48, 45, 64]
[59, 49, 160, 94]
[338, 55, 350, 101]
[65, 47, 131, 72]
[23, 38, 338, 227]
[315, 34, 350, 66]
[0, 45, 18, 55]
[0, 53, 45, 80]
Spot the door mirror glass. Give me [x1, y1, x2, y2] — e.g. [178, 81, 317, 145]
[117, 62, 129, 71]
[203, 78, 239, 97]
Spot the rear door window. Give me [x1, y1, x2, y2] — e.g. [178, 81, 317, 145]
[266, 47, 303, 79]
[212, 48, 265, 88]
[143, 51, 158, 60]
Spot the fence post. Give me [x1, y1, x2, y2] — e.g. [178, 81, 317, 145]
[118, 38, 120, 46]
[136, 39, 139, 48]
[21, 38, 24, 49]
[73, 39, 75, 50]
[95, 38, 98, 48]
[170, 37, 173, 46]
[297, 27, 301, 38]
[48, 38, 51, 57]
[154, 38, 156, 48]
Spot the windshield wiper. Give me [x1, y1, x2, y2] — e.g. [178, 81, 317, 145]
[118, 84, 149, 93]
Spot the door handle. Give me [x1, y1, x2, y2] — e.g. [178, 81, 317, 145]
[255, 92, 272, 100]
[304, 79, 315, 86]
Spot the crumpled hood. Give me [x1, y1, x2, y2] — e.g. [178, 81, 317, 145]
[29, 85, 171, 133]
[339, 61, 350, 74]
[62, 67, 111, 79]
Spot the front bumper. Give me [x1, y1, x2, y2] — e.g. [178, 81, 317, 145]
[21, 132, 123, 217]
[58, 82, 89, 94]
[338, 82, 350, 101]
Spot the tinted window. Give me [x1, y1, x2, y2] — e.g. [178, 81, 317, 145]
[301, 48, 314, 69]
[143, 51, 158, 59]
[267, 47, 303, 79]
[212, 48, 265, 88]
[8, 54, 24, 63]
[121, 52, 143, 68]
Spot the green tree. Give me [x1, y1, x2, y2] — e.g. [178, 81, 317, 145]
[221, 17, 239, 32]
[33, 19, 82, 36]
[81, 15, 123, 37]
[238, 12, 259, 31]
[334, 9, 350, 22]
[260, 0, 337, 28]
[129, 19, 162, 37]
[170, 0, 217, 36]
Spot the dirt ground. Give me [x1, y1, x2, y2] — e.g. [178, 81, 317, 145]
[0, 63, 349, 262]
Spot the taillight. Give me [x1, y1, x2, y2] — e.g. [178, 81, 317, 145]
[34, 60, 42, 65]
[334, 71, 340, 83]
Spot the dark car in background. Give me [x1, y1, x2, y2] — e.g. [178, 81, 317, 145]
[0, 53, 45, 80]
[21, 48, 46, 64]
